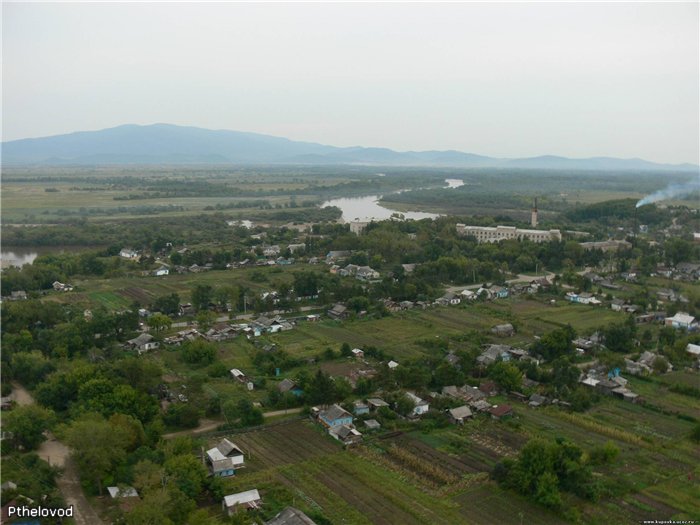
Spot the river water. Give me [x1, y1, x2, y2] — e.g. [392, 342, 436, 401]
[0, 246, 94, 268]
[322, 178, 463, 223]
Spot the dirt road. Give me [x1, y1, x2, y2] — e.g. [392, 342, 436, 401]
[162, 408, 304, 439]
[10, 382, 106, 525]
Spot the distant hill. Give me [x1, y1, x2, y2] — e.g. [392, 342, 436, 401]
[2, 123, 697, 171]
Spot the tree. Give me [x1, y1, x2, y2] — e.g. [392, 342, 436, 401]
[534, 471, 562, 508]
[191, 285, 213, 311]
[306, 370, 336, 405]
[163, 454, 208, 499]
[149, 313, 172, 332]
[10, 351, 54, 388]
[652, 355, 669, 374]
[64, 414, 130, 495]
[195, 310, 217, 331]
[152, 293, 180, 316]
[180, 340, 216, 365]
[163, 403, 201, 429]
[3, 404, 55, 450]
[126, 490, 174, 525]
[340, 342, 352, 357]
[488, 361, 523, 393]
[132, 460, 164, 496]
[395, 393, 416, 416]
[551, 358, 580, 391]
[236, 399, 264, 427]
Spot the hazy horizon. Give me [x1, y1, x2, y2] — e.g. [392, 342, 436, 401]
[3, 2, 699, 164]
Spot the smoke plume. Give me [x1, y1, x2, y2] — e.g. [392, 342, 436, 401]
[636, 177, 700, 208]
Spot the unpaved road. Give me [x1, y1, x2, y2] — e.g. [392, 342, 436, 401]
[10, 382, 106, 525]
[163, 418, 222, 439]
[162, 408, 304, 439]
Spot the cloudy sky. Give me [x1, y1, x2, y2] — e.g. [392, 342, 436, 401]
[2, 2, 698, 164]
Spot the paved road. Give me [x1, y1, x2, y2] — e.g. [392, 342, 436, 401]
[444, 272, 556, 294]
[170, 306, 319, 328]
[10, 382, 106, 525]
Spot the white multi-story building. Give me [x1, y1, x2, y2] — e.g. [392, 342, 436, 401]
[456, 224, 562, 243]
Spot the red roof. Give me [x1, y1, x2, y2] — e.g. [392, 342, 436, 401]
[489, 405, 513, 418]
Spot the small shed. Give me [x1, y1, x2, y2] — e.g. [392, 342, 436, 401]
[447, 406, 473, 424]
[223, 489, 262, 515]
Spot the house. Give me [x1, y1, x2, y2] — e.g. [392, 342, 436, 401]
[327, 303, 349, 320]
[610, 298, 625, 312]
[491, 323, 515, 337]
[491, 286, 509, 299]
[489, 405, 514, 420]
[52, 281, 73, 292]
[402, 263, 416, 274]
[477, 344, 515, 366]
[387, 360, 399, 369]
[580, 376, 600, 388]
[263, 245, 281, 257]
[1, 397, 13, 410]
[287, 243, 306, 254]
[230, 369, 247, 383]
[528, 393, 547, 407]
[460, 289, 477, 301]
[686, 343, 700, 359]
[566, 292, 601, 305]
[367, 398, 390, 411]
[353, 400, 369, 415]
[665, 312, 696, 330]
[330, 424, 363, 445]
[595, 379, 619, 395]
[351, 348, 364, 359]
[405, 392, 429, 417]
[479, 381, 498, 396]
[447, 405, 473, 424]
[278, 378, 303, 396]
[437, 292, 461, 306]
[364, 419, 381, 430]
[120, 249, 139, 260]
[675, 262, 700, 280]
[326, 250, 351, 262]
[318, 404, 354, 429]
[126, 333, 159, 354]
[471, 399, 493, 412]
[107, 486, 139, 499]
[573, 337, 597, 352]
[154, 266, 169, 276]
[9, 291, 27, 301]
[445, 352, 460, 368]
[223, 489, 262, 515]
[206, 438, 245, 477]
[276, 257, 294, 265]
[265, 507, 318, 525]
[356, 266, 380, 281]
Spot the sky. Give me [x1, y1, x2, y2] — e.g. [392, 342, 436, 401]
[2, 2, 699, 164]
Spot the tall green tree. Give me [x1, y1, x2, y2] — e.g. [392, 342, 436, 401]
[64, 414, 130, 495]
[3, 404, 55, 450]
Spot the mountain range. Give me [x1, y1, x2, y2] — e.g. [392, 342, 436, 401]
[2, 123, 697, 171]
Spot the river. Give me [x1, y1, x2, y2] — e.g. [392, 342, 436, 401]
[0, 246, 96, 268]
[322, 178, 463, 223]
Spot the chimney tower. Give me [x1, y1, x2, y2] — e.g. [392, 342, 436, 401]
[531, 197, 538, 228]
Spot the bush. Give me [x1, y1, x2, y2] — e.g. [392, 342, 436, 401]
[180, 340, 216, 366]
[163, 404, 200, 429]
[690, 424, 700, 443]
[589, 441, 620, 465]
